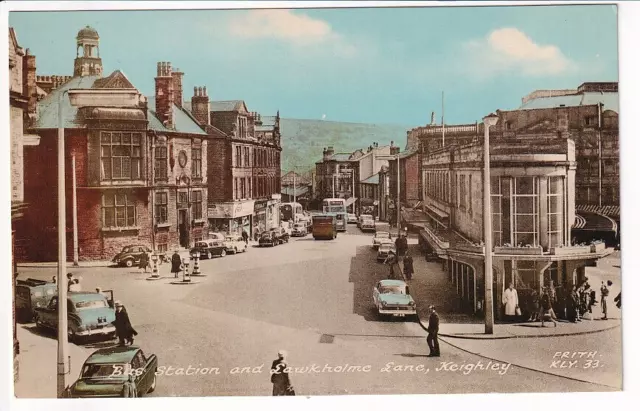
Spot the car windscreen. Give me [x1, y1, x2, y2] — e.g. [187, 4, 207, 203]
[195, 242, 208, 248]
[375, 232, 390, 238]
[380, 286, 405, 295]
[75, 299, 108, 310]
[81, 363, 126, 379]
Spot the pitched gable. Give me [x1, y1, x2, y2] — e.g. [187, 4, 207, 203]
[93, 70, 136, 89]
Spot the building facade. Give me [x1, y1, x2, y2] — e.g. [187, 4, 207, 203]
[415, 133, 611, 319]
[186, 96, 282, 237]
[21, 28, 208, 261]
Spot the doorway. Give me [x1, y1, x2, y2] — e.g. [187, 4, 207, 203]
[178, 209, 189, 248]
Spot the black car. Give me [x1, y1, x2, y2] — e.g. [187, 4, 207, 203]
[112, 245, 152, 267]
[259, 231, 279, 247]
[272, 227, 290, 244]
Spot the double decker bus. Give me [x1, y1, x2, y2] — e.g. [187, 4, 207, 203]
[322, 198, 347, 232]
[280, 202, 304, 223]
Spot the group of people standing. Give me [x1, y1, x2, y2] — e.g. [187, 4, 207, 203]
[382, 231, 415, 281]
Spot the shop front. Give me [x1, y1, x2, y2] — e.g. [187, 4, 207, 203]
[267, 195, 281, 230]
[253, 200, 268, 238]
[208, 200, 254, 236]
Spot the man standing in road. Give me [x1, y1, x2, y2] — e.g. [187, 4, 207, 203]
[403, 252, 414, 281]
[271, 350, 293, 396]
[171, 250, 182, 279]
[242, 229, 249, 245]
[601, 280, 612, 320]
[395, 232, 408, 260]
[427, 305, 440, 357]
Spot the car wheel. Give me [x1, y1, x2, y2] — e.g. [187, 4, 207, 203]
[207, 251, 212, 259]
[125, 259, 134, 268]
[147, 372, 157, 393]
[220, 249, 226, 257]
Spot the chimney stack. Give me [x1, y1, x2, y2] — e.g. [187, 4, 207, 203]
[191, 85, 210, 126]
[171, 68, 184, 108]
[155, 61, 174, 129]
[22, 49, 37, 127]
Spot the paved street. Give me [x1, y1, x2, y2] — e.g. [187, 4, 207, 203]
[15, 224, 619, 397]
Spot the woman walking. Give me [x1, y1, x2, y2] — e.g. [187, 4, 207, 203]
[171, 250, 182, 279]
[113, 301, 138, 346]
[138, 251, 150, 273]
[540, 288, 558, 327]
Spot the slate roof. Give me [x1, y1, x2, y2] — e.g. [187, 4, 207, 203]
[146, 97, 207, 135]
[210, 100, 246, 112]
[361, 174, 380, 185]
[34, 75, 100, 129]
[519, 92, 619, 113]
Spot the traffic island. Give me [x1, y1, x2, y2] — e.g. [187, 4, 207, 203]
[169, 280, 199, 285]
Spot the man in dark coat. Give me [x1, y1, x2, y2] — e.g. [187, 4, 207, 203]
[395, 234, 408, 258]
[113, 301, 138, 346]
[427, 305, 440, 357]
[270, 350, 292, 396]
[403, 253, 414, 281]
[242, 230, 249, 245]
[171, 250, 182, 279]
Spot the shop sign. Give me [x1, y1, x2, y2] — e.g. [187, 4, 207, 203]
[208, 200, 255, 219]
[254, 200, 268, 213]
[271, 194, 281, 201]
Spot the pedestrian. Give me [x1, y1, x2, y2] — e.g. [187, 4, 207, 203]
[138, 251, 150, 273]
[242, 230, 249, 245]
[568, 285, 581, 322]
[601, 280, 612, 320]
[271, 350, 294, 396]
[426, 305, 440, 357]
[384, 251, 397, 279]
[403, 252, 414, 281]
[502, 283, 520, 322]
[68, 278, 82, 292]
[113, 301, 138, 346]
[171, 250, 182, 279]
[540, 287, 558, 327]
[614, 292, 621, 309]
[122, 374, 138, 398]
[528, 289, 540, 322]
[395, 233, 408, 258]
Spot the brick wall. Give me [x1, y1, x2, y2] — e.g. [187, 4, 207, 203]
[402, 153, 420, 205]
[10, 107, 24, 204]
[207, 138, 230, 202]
[155, 62, 174, 129]
[210, 112, 237, 136]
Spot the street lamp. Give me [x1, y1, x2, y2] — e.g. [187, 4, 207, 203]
[482, 112, 499, 335]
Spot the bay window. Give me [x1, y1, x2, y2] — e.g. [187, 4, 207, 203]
[101, 132, 142, 180]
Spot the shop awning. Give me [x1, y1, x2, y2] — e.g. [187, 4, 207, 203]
[345, 197, 358, 207]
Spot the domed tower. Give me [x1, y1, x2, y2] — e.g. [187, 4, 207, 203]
[73, 25, 103, 77]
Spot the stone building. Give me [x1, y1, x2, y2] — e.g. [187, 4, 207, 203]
[184, 96, 282, 236]
[414, 129, 611, 319]
[20, 28, 208, 261]
[408, 82, 620, 245]
[9, 26, 41, 384]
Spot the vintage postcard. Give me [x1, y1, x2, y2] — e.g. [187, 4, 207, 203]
[4, 0, 626, 403]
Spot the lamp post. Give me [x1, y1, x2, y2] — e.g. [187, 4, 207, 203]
[482, 112, 499, 335]
[57, 89, 70, 398]
[396, 153, 400, 234]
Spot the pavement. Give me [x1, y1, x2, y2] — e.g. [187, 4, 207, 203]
[394, 241, 621, 340]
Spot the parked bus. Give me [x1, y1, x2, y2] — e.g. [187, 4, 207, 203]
[322, 198, 347, 232]
[280, 202, 304, 223]
[312, 214, 338, 240]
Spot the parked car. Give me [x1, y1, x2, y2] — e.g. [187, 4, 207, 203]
[347, 213, 358, 224]
[190, 239, 226, 259]
[272, 227, 290, 244]
[259, 231, 279, 247]
[224, 235, 247, 254]
[291, 223, 308, 237]
[35, 291, 116, 343]
[372, 279, 417, 318]
[359, 215, 376, 232]
[68, 346, 158, 398]
[377, 243, 396, 262]
[112, 245, 152, 268]
[15, 278, 57, 323]
[372, 231, 393, 249]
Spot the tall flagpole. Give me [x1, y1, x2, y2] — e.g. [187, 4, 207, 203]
[441, 91, 445, 147]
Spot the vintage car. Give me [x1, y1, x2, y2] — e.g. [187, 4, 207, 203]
[358, 215, 376, 232]
[291, 223, 308, 237]
[272, 227, 290, 244]
[372, 231, 393, 249]
[15, 278, 58, 323]
[68, 346, 158, 398]
[377, 243, 396, 262]
[224, 235, 248, 254]
[372, 279, 417, 318]
[259, 231, 279, 247]
[112, 245, 152, 267]
[190, 239, 227, 259]
[347, 213, 358, 224]
[35, 291, 116, 343]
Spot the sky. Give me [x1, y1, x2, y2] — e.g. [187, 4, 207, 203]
[9, 4, 618, 127]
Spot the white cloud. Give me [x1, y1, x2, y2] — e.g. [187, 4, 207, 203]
[462, 28, 576, 77]
[226, 10, 356, 57]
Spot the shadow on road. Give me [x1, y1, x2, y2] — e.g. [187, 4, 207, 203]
[396, 353, 430, 358]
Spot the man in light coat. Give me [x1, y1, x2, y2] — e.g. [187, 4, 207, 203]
[502, 283, 519, 322]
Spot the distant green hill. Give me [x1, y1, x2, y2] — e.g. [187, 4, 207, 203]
[280, 118, 414, 173]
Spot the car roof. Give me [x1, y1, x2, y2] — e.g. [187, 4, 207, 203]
[379, 243, 394, 249]
[379, 279, 407, 287]
[68, 292, 107, 303]
[84, 346, 140, 365]
[375, 231, 390, 235]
